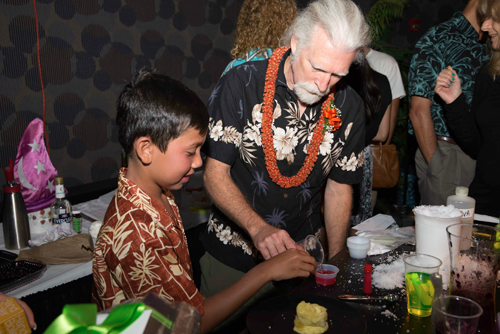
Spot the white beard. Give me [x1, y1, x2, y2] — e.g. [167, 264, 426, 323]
[293, 81, 328, 105]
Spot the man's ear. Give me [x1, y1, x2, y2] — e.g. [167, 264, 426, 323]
[134, 136, 153, 165]
[291, 34, 298, 54]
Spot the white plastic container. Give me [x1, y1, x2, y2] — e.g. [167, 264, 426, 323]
[447, 186, 475, 225]
[347, 236, 370, 259]
[447, 187, 476, 250]
[413, 205, 461, 270]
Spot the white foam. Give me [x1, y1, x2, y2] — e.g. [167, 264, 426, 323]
[413, 205, 461, 218]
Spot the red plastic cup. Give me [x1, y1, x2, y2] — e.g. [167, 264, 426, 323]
[315, 264, 339, 286]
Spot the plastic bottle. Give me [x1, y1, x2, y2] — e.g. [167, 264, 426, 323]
[72, 210, 81, 233]
[446, 186, 475, 226]
[51, 176, 73, 225]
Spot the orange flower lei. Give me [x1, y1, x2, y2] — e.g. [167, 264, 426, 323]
[261, 46, 342, 188]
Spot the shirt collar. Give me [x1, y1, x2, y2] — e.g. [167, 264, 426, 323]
[452, 11, 479, 39]
[276, 48, 291, 89]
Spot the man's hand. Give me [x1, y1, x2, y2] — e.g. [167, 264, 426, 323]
[435, 66, 462, 104]
[251, 224, 299, 260]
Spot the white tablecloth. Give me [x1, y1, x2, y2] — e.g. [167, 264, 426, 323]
[1, 173, 211, 299]
[0, 194, 111, 299]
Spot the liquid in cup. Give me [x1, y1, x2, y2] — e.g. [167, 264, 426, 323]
[447, 223, 500, 334]
[403, 253, 442, 317]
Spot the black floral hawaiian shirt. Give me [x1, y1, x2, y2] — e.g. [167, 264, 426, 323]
[201, 49, 365, 272]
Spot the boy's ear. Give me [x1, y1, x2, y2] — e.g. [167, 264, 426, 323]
[134, 136, 154, 165]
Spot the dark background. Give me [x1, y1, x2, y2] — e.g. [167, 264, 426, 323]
[0, 0, 470, 206]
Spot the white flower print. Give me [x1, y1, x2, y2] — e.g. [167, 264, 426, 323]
[319, 132, 334, 156]
[218, 228, 232, 244]
[207, 215, 255, 256]
[274, 126, 298, 157]
[272, 100, 282, 119]
[336, 152, 359, 171]
[276, 150, 295, 164]
[344, 122, 353, 139]
[210, 119, 223, 141]
[252, 103, 263, 124]
[357, 150, 364, 167]
[243, 122, 262, 146]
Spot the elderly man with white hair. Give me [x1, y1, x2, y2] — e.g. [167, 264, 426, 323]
[199, 0, 370, 309]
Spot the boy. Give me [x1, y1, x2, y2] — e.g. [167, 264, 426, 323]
[92, 68, 316, 333]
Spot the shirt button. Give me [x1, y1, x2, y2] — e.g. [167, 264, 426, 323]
[284, 193, 288, 198]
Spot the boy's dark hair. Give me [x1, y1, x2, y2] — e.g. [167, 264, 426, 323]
[117, 67, 209, 155]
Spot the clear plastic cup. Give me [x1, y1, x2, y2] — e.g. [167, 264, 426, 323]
[315, 264, 339, 286]
[433, 295, 483, 334]
[296, 235, 324, 265]
[403, 253, 442, 317]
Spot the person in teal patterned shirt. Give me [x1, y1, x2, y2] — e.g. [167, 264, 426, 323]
[222, 0, 297, 76]
[408, 0, 489, 205]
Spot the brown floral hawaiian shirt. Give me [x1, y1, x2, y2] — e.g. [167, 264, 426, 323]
[92, 168, 204, 314]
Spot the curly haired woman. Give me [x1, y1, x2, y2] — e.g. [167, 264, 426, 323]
[223, 0, 298, 75]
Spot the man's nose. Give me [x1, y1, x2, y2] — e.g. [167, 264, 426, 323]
[316, 73, 330, 93]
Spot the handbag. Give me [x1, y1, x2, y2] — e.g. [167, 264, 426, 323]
[370, 143, 400, 188]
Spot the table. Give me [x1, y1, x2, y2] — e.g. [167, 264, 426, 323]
[291, 245, 432, 334]
[245, 238, 500, 334]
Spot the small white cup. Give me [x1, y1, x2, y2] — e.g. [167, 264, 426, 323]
[347, 236, 370, 259]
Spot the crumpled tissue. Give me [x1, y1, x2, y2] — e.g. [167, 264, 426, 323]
[29, 223, 76, 247]
[356, 226, 415, 256]
[89, 221, 102, 242]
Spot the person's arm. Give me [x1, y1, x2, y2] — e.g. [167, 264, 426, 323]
[203, 157, 298, 260]
[323, 178, 352, 259]
[0, 293, 36, 329]
[372, 103, 391, 142]
[200, 248, 316, 333]
[436, 66, 482, 156]
[409, 96, 436, 163]
[385, 98, 400, 144]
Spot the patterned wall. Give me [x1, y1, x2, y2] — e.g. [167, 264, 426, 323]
[0, 0, 243, 202]
[0, 0, 472, 205]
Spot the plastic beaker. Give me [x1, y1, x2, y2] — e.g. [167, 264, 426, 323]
[403, 253, 442, 317]
[432, 295, 483, 334]
[447, 223, 500, 333]
[296, 235, 324, 265]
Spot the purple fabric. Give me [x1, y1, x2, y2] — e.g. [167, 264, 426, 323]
[14, 118, 58, 212]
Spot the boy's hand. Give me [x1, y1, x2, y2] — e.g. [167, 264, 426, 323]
[261, 249, 317, 281]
